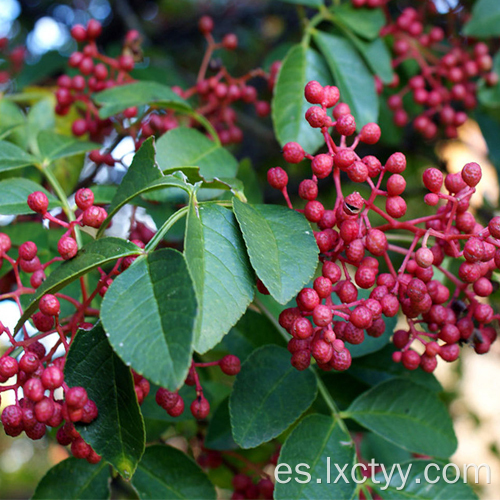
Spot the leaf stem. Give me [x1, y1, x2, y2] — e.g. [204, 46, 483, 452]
[145, 206, 189, 252]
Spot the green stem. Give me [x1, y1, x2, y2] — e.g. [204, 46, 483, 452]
[302, 6, 334, 46]
[145, 206, 189, 252]
[253, 297, 352, 439]
[42, 164, 82, 248]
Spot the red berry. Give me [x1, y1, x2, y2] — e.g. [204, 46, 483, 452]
[386, 196, 407, 218]
[24, 378, 44, 402]
[199, 16, 214, 35]
[191, 396, 210, 419]
[461, 162, 482, 187]
[39, 294, 60, 316]
[86, 19, 102, 39]
[66, 387, 88, 409]
[365, 229, 388, 256]
[167, 396, 185, 417]
[298, 179, 318, 201]
[19, 241, 37, 261]
[359, 123, 381, 144]
[282, 142, 305, 163]
[311, 154, 333, 179]
[118, 55, 135, 72]
[156, 388, 180, 411]
[290, 350, 311, 371]
[0, 233, 11, 254]
[402, 349, 420, 370]
[57, 236, 78, 260]
[336, 114, 356, 136]
[41, 365, 64, 390]
[27, 191, 49, 214]
[71, 438, 91, 459]
[222, 33, 238, 50]
[386, 174, 406, 196]
[329, 348, 351, 371]
[304, 81, 325, 104]
[334, 149, 356, 171]
[385, 153, 406, 174]
[267, 167, 288, 190]
[72, 118, 87, 136]
[82, 206, 107, 228]
[0, 357, 18, 378]
[220, 355, 241, 376]
[32, 312, 54, 332]
[305, 106, 328, 128]
[304, 200, 324, 223]
[70, 24, 87, 42]
[75, 188, 95, 210]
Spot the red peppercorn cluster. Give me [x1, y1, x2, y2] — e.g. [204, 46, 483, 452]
[0, 37, 26, 85]
[270, 80, 499, 374]
[0, 190, 121, 456]
[0, 340, 100, 463]
[186, 16, 277, 145]
[380, 6, 498, 139]
[154, 354, 241, 420]
[56, 17, 276, 155]
[26, 189, 107, 263]
[55, 20, 135, 144]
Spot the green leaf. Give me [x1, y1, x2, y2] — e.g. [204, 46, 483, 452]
[272, 44, 331, 154]
[27, 99, 55, 155]
[0, 140, 38, 172]
[360, 432, 412, 467]
[65, 324, 145, 479]
[233, 198, 318, 304]
[0, 178, 60, 215]
[0, 100, 25, 142]
[229, 345, 317, 448]
[346, 378, 457, 458]
[101, 249, 197, 390]
[314, 30, 378, 127]
[15, 238, 142, 334]
[237, 158, 263, 204]
[37, 130, 99, 162]
[32, 458, 110, 500]
[131, 445, 216, 499]
[156, 127, 238, 181]
[332, 4, 385, 40]
[350, 36, 394, 84]
[185, 202, 254, 354]
[463, 0, 500, 37]
[205, 397, 238, 450]
[94, 81, 191, 119]
[97, 138, 191, 237]
[277, 0, 323, 7]
[274, 414, 356, 500]
[372, 460, 479, 499]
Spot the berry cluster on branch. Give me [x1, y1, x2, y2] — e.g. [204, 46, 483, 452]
[55, 17, 275, 158]
[269, 80, 499, 374]
[380, 5, 498, 138]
